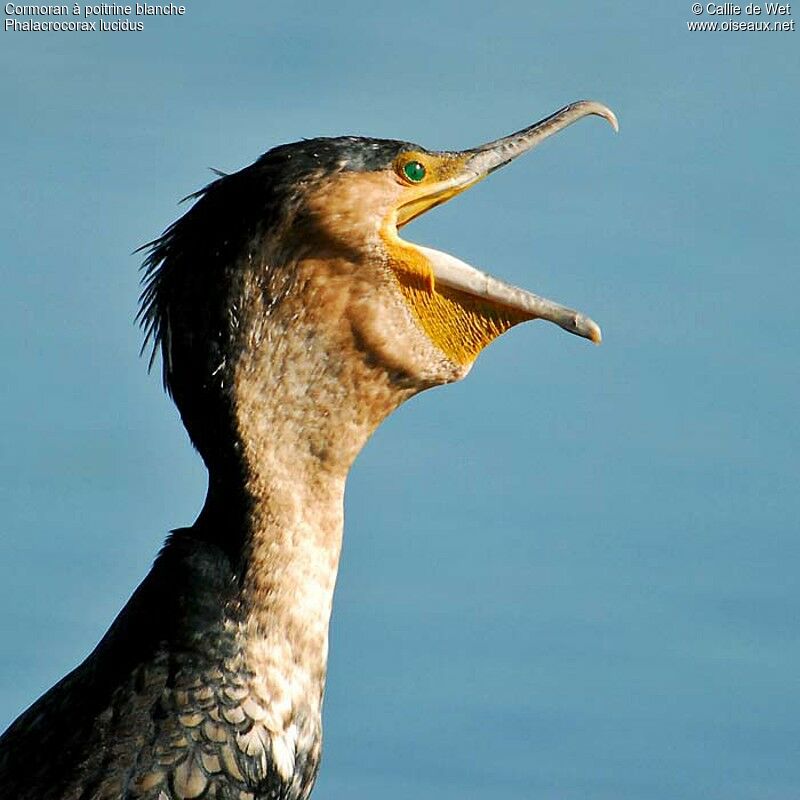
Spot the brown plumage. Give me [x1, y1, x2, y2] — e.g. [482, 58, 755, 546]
[0, 102, 616, 799]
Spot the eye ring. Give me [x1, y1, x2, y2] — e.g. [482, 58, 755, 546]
[402, 160, 426, 183]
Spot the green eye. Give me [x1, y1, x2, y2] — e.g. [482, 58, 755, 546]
[402, 160, 426, 183]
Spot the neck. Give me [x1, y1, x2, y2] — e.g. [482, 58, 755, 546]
[173, 276, 420, 790]
[189, 454, 348, 791]
[208, 274, 420, 622]
[195, 449, 348, 694]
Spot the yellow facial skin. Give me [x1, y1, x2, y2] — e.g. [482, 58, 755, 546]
[382, 151, 532, 366]
[392, 150, 477, 226]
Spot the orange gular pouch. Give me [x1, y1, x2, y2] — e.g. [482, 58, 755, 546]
[393, 269, 531, 366]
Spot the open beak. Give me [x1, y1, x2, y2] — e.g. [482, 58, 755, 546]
[398, 101, 618, 344]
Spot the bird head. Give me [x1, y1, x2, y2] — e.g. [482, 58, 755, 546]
[139, 101, 616, 468]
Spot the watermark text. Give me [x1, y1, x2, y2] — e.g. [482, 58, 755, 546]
[687, 2, 795, 30]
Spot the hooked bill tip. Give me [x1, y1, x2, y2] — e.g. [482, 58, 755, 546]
[575, 100, 619, 133]
[574, 315, 602, 345]
[604, 109, 620, 134]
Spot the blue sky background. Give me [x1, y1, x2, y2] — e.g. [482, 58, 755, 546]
[2, 2, 798, 798]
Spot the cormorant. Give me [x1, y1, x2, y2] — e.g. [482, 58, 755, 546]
[0, 101, 617, 800]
